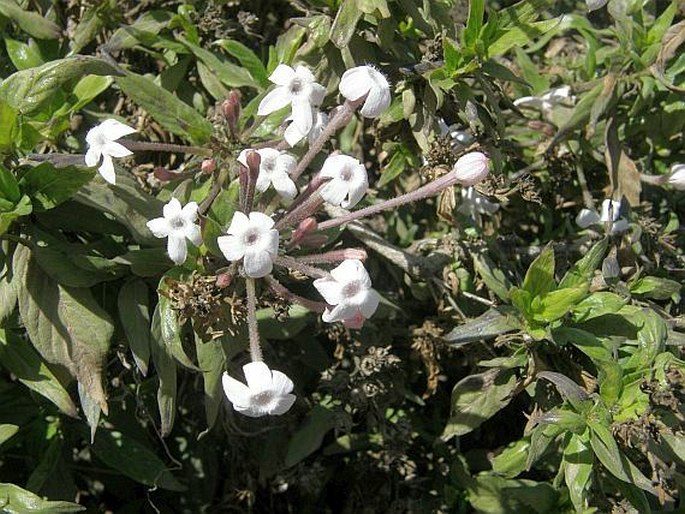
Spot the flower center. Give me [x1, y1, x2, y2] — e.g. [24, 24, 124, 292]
[289, 78, 303, 95]
[170, 217, 186, 230]
[251, 390, 274, 406]
[342, 281, 361, 297]
[244, 230, 260, 246]
[340, 167, 353, 182]
[263, 158, 276, 173]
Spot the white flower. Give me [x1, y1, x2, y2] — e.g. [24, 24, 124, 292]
[586, 0, 608, 11]
[313, 259, 380, 329]
[217, 211, 279, 278]
[146, 198, 202, 265]
[438, 119, 474, 147]
[453, 151, 490, 186]
[257, 64, 326, 134]
[339, 65, 391, 118]
[458, 187, 499, 223]
[668, 164, 685, 190]
[222, 361, 296, 417]
[85, 119, 136, 184]
[319, 154, 368, 209]
[576, 199, 629, 234]
[284, 108, 329, 147]
[238, 148, 298, 199]
[514, 86, 575, 116]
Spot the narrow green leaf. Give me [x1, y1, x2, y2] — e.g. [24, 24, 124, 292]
[217, 39, 269, 86]
[0, 424, 18, 446]
[179, 37, 257, 89]
[285, 405, 337, 467]
[463, 0, 485, 49]
[4, 38, 44, 70]
[19, 163, 95, 212]
[563, 431, 593, 513]
[443, 307, 520, 346]
[0, 0, 62, 39]
[118, 280, 151, 376]
[0, 483, 84, 513]
[194, 333, 225, 431]
[330, 0, 362, 49]
[522, 245, 556, 298]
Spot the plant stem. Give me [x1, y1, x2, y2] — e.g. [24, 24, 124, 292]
[639, 173, 667, 186]
[264, 276, 326, 313]
[245, 278, 263, 362]
[273, 255, 329, 279]
[317, 171, 459, 231]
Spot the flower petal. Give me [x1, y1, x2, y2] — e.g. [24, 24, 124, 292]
[163, 198, 182, 219]
[222, 372, 253, 408]
[268, 64, 296, 86]
[99, 118, 137, 140]
[358, 289, 380, 318]
[98, 156, 116, 184]
[243, 361, 273, 393]
[600, 199, 621, 222]
[85, 147, 100, 167]
[227, 211, 250, 236]
[255, 170, 272, 193]
[184, 223, 203, 247]
[103, 141, 133, 159]
[360, 83, 391, 118]
[258, 87, 291, 116]
[217, 235, 244, 261]
[248, 211, 275, 231]
[313, 277, 345, 305]
[339, 68, 371, 101]
[269, 394, 296, 415]
[320, 179, 349, 207]
[181, 201, 199, 222]
[243, 249, 273, 278]
[167, 235, 187, 264]
[284, 121, 305, 147]
[576, 209, 601, 228]
[271, 370, 294, 394]
[270, 172, 297, 199]
[146, 217, 171, 238]
[611, 218, 629, 234]
[291, 96, 313, 134]
[322, 303, 357, 323]
[234, 404, 268, 418]
[330, 259, 363, 283]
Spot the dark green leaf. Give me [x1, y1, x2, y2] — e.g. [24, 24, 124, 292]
[285, 405, 336, 467]
[118, 280, 151, 376]
[194, 333, 225, 431]
[443, 307, 520, 346]
[0, 0, 61, 39]
[217, 39, 269, 86]
[330, 0, 362, 49]
[19, 163, 95, 212]
[522, 245, 556, 298]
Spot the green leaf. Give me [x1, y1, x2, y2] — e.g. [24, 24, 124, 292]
[491, 439, 530, 478]
[473, 253, 512, 301]
[442, 368, 519, 440]
[563, 431, 593, 513]
[0, 328, 78, 417]
[0, 56, 121, 115]
[0, 424, 18, 446]
[0, 483, 84, 513]
[629, 275, 681, 301]
[443, 307, 520, 346]
[91, 429, 185, 491]
[19, 163, 95, 212]
[285, 405, 337, 467]
[118, 280, 151, 376]
[0, 1, 62, 39]
[14, 245, 113, 413]
[104, 10, 174, 51]
[216, 39, 269, 87]
[153, 274, 198, 370]
[0, 165, 20, 203]
[256, 304, 312, 340]
[531, 285, 589, 323]
[179, 37, 258, 89]
[4, 38, 44, 70]
[194, 333, 225, 431]
[115, 247, 172, 277]
[572, 291, 626, 322]
[0, 100, 19, 154]
[463, 0, 485, 49]
[330, 0, 362, 49]
[522, 245, 556, 298]
[115, 72, 213, 145]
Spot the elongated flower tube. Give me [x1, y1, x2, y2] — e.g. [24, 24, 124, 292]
[319, 154, 369, 208]
[85, 119, 136, 184]
[238, 148, 298, 199]
[222, 361, 296, 417]
[313, 259, 380, 329]
[146, 198, 202, 264]
[339, 66, 391, 118]
[258, 64, 326, 134]
[217, 212, 279, 278]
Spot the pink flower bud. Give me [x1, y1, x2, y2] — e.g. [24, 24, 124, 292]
[222, 90, 241, 129]
[246, 150, 261, 177]
[201, 159, 216, 174]
[291, 217, 318, 245]
[453, 151, 490, 186]
[216, 273, 232, 288]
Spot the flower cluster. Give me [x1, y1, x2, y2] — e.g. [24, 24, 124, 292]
[84, 63, 492, 418]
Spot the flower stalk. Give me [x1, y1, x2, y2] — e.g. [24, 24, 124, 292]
[245, 278, 263, 362]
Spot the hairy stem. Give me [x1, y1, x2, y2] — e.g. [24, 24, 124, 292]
[245, 278, 263, 362]
[273, 255, 329, 279]
[264, 276, 326, 313]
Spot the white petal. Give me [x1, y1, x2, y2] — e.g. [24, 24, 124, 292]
[358, 289, 380, 318]
[243, 249, 273, 278]
[146, 217, 171, 238]
[181, 201, 199, 222]
[309, 83, 326, 107]
[294, 65, 315, 83]
[235, 404, 269, 417]
[291, 96, 313, 133]
[271, 172, 297, 199]
[330, 259, 364, 283]
[102, 141, 133, 159]
[258, 87, 291, 116]
[313, 277, 345, 305]
[243, 361, 273, 392]
[339, 68, 371, 101]
[255, 170, 272, 193]
[276, 153, 297, 175]
[237, 149, 250, 167]
[167, 235, 187, 264]
[227, 211, 250, 236]
[600, 199, 621, 222]
[611, 219, 630, 234]
[360, 84, 391, 118]
[268, 64, 296, 86]
[85, 126, 103, 147]
[271, 370, 294, 394]
[248, 211, 275, 231]
[222, 372, 253, 408]
[217, 235, 245, 261]
[284, 121, 306, 147]
[320, 179, 349, 207]
[341, 176, 368, 208]
[85, 147, 100, 167]
[99, 118, 137, 140]
[163, 198, 182, 219]
[576, 209, 601, 228]
[184, 223, 202, 247]
[98, 156, 116, 184]
[322, 303, 356, 323]
[513, 96, 544, 109]
[269, 394, 296, 415]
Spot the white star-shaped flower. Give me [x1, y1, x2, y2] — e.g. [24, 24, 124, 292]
[146, 197, 203, 265]
[514, 86, 575, 116]
[339, 65, 391, 118]
[576, 199, 629, 234]
[257, 64, 326, 134]
[85, 119, 136, 184]
[668, 163, 685, 190]
[453, 151, 490, 186]
[238, 148, 298, 199]
[217, 211, 279, 278]
[222, 361, 296, 417]
[313, 259, 380, 329]
[458, 187, 499, 223]
[284, 108, 329, 147]
[319, 154, 368, 209]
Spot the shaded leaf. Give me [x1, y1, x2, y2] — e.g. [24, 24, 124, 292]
[285, 405, 336, 467]
[443, 307, 520, 346]
[118, 279, 151, 375]
[0, 0, 61, 39]
[0, 483, 84, 513]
